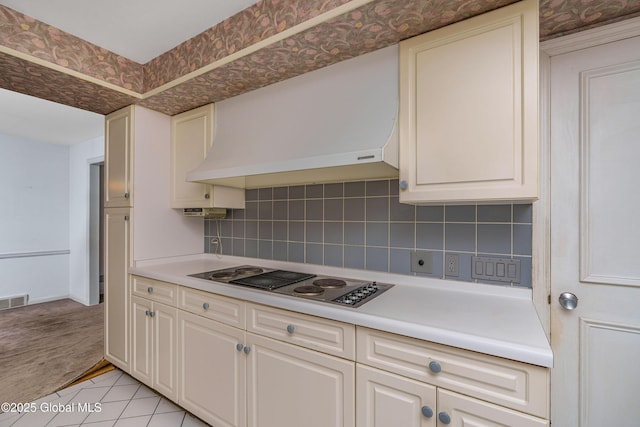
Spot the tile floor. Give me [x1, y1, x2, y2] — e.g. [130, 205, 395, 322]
[0, 369, 209, 427]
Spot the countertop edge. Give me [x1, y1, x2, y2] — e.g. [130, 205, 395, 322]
[129, 255, 553, 368]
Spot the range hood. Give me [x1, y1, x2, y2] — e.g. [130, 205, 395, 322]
[186, 45, 399, 189]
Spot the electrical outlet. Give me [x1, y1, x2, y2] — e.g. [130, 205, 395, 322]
[445, 253, 459, 277]
[411, 251, 433, 274]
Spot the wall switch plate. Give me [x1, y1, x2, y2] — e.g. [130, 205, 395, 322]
[411, 251, 433, 274]
[445, 253, 459, 277]
[471, 256, 520, 283]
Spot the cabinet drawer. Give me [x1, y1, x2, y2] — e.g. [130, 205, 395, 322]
[178, 287, 245, 329]
[247, 303, 355, 360]
[356, 327, 549, 418]
[132, 276, 177, 306]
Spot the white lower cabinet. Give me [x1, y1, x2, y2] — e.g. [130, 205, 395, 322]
[125, 281, 549, 427]
[130, 295, 178, 401]
[176, 302, 355, 427]
[246, 332, 355, 427]
[178, 310, 246, 427]
[437, 389, 547, 427]
[356, 327, 549, 427]
[357, 364, 436, 427]
[104, 208, 131, 371]
[357, 364, 547, 427]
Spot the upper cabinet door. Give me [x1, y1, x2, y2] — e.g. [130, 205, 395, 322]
[398, 0, 539, 204]
[170, 104, 245, 209]
[105, 106, 134, 207]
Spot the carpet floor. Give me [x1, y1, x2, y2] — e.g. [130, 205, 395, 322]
[0, 299, 104, 406]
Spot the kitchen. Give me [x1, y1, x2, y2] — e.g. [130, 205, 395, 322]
[1, 0, 639, 426]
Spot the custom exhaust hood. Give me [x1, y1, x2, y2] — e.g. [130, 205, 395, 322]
[186, 45, 399, 189]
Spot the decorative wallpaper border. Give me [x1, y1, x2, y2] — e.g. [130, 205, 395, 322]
[1, 0, 639, 116]
[143, 0, 352, 91]
[141, 0, 519, 115]
[0, 51, 139, 115]
[0, 5, 143, 93]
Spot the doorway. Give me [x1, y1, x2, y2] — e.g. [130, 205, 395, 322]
[89, 160, 104, 305]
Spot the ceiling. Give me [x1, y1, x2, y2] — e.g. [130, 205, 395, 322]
[1, 0, 639, 146]
[0, 0, 258, 64]
[0, 88, 104, 145]
[0, 0, 258, 145]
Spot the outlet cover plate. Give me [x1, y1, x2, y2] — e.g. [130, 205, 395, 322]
[411, 251, 433, 274]
[445, 253, 459, 277]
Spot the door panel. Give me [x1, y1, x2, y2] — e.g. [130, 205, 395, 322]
[549, 35, 640, 426]
[356, 364, 436, 427]
[246, 333, 355, 427]
[178, 311, 245, 427]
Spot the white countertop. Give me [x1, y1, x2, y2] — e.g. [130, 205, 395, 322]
[130, 254, 553, 367]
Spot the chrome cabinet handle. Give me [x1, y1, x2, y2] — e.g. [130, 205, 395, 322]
[236, 343, 244, 352]
[147, 287, 153, 294]
[559, 292, 578, 310]
[124, 192, 129, 199]
[428, 360, 442, 373]
[399, 180, 408, 191]
[421, 406, 433, 418]
[286, 324, 295, 334]
[145, 310, 150, 316]
[204, 193, 210, 199]
[243, 346, 251, 354]
[149, 311, 155, 318]
[203, 302, 210, 310]
[438, 412, 451, 424]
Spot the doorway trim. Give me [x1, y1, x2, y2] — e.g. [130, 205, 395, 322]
[88, 156, 104, 305]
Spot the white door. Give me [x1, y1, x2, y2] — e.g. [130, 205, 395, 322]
[549, 35, 640, 426]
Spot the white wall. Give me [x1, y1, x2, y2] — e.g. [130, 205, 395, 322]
[68, 136, 104, 304]
[133, 106, 203, 261]
[0, 134, 70, 303]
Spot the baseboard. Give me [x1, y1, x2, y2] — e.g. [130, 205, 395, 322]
[27, 295, 74, 305]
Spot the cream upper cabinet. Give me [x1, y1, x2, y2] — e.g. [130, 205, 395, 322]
[105, 106, 134, 208]
[170, 104, 245, 209]
[398, 0, 539, 204]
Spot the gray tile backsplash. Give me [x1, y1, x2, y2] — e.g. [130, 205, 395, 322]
[205, 179, 533, 287]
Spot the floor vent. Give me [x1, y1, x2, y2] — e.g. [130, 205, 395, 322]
[0, 294, 29, 310]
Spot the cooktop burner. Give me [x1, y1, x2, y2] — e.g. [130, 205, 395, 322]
[189, 265, 394, 308]
[209, 271, 239, 280]
[313, 278, 346, 288]
[293, 285, 324, 296]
